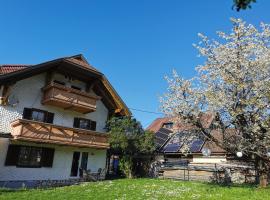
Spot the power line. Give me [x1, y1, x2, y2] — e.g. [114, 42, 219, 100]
[128, 107, 164, 115]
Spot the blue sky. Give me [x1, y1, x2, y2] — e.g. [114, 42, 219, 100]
[0, 0, 270, 127]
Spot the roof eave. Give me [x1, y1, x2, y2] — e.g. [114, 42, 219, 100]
[100, 76, 131, 116]
[0, 58, 63, 85]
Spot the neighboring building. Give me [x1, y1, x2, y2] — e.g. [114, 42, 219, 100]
[147, 117, 173, 150]
[0, 54, 131, 186]
[147, 116, 227, 165]
[147, 117, 258, 184]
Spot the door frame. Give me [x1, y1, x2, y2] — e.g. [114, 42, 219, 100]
[70, 151, 80, 177]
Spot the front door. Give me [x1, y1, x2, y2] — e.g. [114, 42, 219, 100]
[70, 152, 80, 177]
[79, 152, 88, 177]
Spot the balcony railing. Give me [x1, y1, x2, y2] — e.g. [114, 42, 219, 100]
[10, 119, 109, 149]
[42, 83, 101, 113]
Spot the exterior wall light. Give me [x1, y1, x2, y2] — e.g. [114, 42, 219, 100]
[236, 151, 243, 158]
[267, 148, 270, 157]
[201, 148, 211, 157]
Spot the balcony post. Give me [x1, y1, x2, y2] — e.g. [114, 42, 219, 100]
[48, 124, 52, 140]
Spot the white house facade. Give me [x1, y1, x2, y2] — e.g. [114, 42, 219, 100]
[0, 55, 130, 187]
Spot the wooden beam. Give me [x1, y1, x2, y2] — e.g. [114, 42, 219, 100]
[115, 108, 122, 113]
[93, 84, 116, 109]
[85, 79, 99, 93]
[0, 85, 4, 105]
[0, 85, 14, 105]
[45, 71, 54, 85]
[100, 77, 131, 116]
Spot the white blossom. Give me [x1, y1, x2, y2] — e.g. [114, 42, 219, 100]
[161, 18, 270, 164]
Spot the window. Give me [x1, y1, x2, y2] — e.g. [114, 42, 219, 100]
[23, 108, 54, 124]
[53, 80, 65, 86]
[18, 146, 42, 167]
[73, 118, 96, 131]
[31, 110, 46, 122]
[5, 145, 55, 168]
[79, 118, 90, 129]
[163, 122, 173, 129]
[71, 85, 81, 91]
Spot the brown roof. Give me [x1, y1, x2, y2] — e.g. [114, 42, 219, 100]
[0, 54, 131, 116]
[64, 55, 100, 73]
[199, 112, 215, 129]
[0, 65, 30, 75]
[203, 130, 226, 153]
[0, 55, 99, 76]
[148, 113, 215, 133]
[147, 117, 171, 133]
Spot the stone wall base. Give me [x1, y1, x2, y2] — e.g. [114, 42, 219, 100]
[0, 179, 87, 189]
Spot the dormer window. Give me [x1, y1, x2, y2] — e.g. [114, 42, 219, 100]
[163, 122, 173, 129]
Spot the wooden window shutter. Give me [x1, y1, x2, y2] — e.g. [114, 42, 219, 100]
[90, 121, 97, 131]
[46, 112, 54, 124]
[41, 148, 55, 167]
[5, 145, 20, 166]
[73, 118, 80, 128]
[23, 108, 32, 120]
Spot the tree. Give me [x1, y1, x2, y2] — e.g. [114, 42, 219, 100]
[107, 116, 155, 178]
[161, 18, 270, 187]
[233, 0, 256, 11]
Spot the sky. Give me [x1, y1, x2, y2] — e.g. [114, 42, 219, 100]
[0, 0, 270, 128]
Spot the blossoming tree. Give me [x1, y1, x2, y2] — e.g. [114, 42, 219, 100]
[161, 18, 270, 187]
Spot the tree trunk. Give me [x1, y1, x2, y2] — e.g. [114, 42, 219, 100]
[259, 172, 268, 188]
[128, 170, 133, 179]
[257, 159, 268, 188]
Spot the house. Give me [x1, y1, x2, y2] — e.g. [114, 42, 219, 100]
[147, 117, 258, 183]
[0, 54, 131, 187]
[147, 116, 227, 165]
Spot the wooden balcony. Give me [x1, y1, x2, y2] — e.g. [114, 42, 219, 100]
[10, 119, 109, 149]
[42, 83, 101, 114]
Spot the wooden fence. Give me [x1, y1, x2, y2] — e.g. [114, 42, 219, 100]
[159, 163, 257, 184]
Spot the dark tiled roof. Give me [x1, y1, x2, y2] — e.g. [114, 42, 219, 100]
[0, 65, 30, 75]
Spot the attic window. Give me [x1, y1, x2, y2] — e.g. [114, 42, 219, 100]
[64, 75, 73, 81]
[71, 85, 81, 91]
[163, 122, 173, 129]
[53, 80, 65, 86]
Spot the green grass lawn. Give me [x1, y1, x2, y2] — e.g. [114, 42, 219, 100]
[0, 178, 269, 200]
